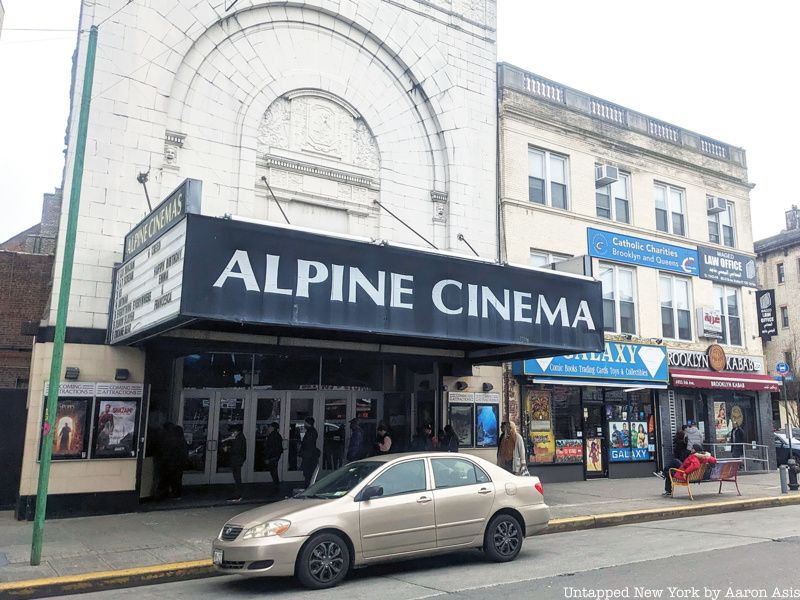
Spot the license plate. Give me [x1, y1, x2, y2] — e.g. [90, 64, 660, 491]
[213, 549, 223, 566]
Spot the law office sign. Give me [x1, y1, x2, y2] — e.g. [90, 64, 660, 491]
[756, 289, 777, 340]
[587, 228, 698, 276]
[697, 246, 757, 287]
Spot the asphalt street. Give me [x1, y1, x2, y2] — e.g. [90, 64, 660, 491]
[58, 505, 800, 599]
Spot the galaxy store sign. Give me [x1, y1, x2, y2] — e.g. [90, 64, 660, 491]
[587, 228, 698, 276]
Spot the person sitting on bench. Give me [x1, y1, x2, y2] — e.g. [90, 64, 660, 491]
[662, 444, 717, 496]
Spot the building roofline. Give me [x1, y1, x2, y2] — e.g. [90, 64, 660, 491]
[497, 62, 746, 168]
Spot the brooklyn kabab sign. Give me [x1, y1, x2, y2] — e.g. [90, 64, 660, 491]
[174, 215, 605, 357]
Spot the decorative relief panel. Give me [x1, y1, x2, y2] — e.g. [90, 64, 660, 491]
[258, 92, 381, 208]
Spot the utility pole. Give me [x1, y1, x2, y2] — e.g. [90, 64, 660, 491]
[31, 25, 98, 566]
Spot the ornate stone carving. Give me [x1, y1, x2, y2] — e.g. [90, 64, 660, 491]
[258, 97, 290, 150]
[353, 120, 379, 172]
[432, 190, 448, 223]
[163, 130, 185, 170]
[258, 92, 381, 208]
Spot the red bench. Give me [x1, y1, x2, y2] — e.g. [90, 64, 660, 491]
[669, 460, 742, 500]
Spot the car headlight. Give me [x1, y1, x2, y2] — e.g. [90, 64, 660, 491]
[242, 519, 291, 539]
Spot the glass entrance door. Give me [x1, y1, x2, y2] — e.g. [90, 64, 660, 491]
[181, 389, 250, 485]
[583, 401, 607, 479]
[283, 393, 320, 481]
[321, 393, 348, 476]
[251, 390, 284, 482]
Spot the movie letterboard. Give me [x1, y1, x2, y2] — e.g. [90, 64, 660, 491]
[108, 219, 186, 344]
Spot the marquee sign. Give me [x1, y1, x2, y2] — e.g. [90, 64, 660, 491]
[109, 214, 605, 361]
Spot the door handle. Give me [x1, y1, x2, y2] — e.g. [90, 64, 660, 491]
[478, 488, 492, 495]
[416, 496, 432, 504]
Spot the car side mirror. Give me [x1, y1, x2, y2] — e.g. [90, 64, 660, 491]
[359, 485, 384, 502]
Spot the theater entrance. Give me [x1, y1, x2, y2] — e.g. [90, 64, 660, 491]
[179, 388, 383, 485]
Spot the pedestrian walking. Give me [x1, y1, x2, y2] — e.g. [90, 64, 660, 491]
[225, 426, 247, 502]
[685, 420, 703, 448]
[497, 421, 514, 472]
[264, 421, 283, 493]
[346, 418, 365, 462]
[509, 422, 528, 476]
[299, 417, 319, 488]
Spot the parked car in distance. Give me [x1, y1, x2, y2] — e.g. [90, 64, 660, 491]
[774, 432, 800, 465]
[212, 452, 549, 589]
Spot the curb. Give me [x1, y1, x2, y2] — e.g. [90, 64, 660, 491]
[0, 560, 216, 599]
[4, 495, 800, 598]
[544, 493, 800, 534]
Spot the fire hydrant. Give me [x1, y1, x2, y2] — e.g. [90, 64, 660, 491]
[788, 457, 800, 491]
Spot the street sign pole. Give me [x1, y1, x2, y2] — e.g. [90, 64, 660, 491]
[30, 25, 98, 566]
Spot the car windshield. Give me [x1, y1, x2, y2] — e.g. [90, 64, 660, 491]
[296, 461, 382, 499]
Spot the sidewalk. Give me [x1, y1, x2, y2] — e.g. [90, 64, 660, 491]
[0, 472, 794, 587]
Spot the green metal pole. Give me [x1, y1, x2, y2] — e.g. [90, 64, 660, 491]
[31, 25, 98, 566]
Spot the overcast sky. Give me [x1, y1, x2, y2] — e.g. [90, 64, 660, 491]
[0, 1, 798, 244]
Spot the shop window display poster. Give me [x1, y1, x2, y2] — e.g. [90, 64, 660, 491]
[555, 439, 582, 463]
[586, 437, 603, 472]
[92, 399, 140, 458]
[714, 402, 730, 444]
[526, 390, 552, 431]
[448, 403, 474, 447]
[529, 431, 555, 464]
[475, 404, 498, 447]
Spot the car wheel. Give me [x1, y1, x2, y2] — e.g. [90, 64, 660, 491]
[483, 513, 523, 562]
[296, 532, 350, 589]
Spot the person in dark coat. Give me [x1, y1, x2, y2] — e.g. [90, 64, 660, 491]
[226, 426, 247, 502]
[264, 421, 283, 492]
[155, 422, 176, 499]
[347, 418, 365, 462]
[299, 417, 319, 488]
[374, 422, 393, 455]
[442, 424, 459, 452]
[410, 423, 434, 451]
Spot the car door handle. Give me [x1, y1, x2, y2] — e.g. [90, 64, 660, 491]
[478, 488, 492, 495]
[416, 496, 432, 504]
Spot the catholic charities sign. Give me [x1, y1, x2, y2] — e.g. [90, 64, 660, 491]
[110, 215, 604, 360]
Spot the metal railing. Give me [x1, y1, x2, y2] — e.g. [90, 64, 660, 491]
[704, 443, 770, 472]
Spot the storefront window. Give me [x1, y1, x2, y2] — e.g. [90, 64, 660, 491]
[708, 392, 757, 457]
[182, 353, 253, 388]
[523, 386, 582, 465]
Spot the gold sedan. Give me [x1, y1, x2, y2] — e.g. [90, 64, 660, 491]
[212, 452, 549, 589]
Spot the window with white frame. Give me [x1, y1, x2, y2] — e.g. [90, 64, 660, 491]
[707, 200, 736, 247]
[654, 183, 686, 236]
[528, 148, 569, 209]
[714, 284, 742, 346]
[781, 306, 790, 329]
[596, 171, 631, 223]
[659, 274, 693, 341]
[529, 249, 571, 268]
[599, 263, 637, 334]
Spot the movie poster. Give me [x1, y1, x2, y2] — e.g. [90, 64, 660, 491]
[585, 438, 603, 472]
[555, 439, 582, 463]
[526, 390, 552, 431]
[530, 431, 555, 464]
[448, 403, 474, 447]
[475, 404, 499, 448]
[92, 399, 140, 458]
[44, 398, 91, 460]
[714, 402, 729, 444]
[40, 382, 95, 461]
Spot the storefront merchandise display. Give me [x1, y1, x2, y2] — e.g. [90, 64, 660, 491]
[555, 439, 582, 463]
[585, 437, 603, 472]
